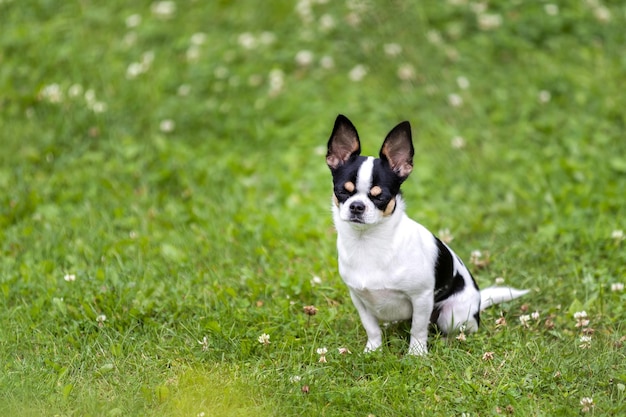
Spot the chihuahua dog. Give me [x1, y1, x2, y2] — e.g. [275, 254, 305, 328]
[326, 115, 528, 355]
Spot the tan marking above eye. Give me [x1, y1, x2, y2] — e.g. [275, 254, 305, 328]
[370, 185, 382, 197]
[344, 181, 355, 192]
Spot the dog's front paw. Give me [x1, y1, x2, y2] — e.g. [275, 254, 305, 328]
[408, 341, 428, 356]
[364, 340, 382, 353]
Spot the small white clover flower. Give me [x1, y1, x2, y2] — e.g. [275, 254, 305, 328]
[320, 55, 335, 70]
[310, 276, 322, 285]
[531, 311, 540, 321]
[348, 64, 367, 82]
[295, 50, 315, 67]
[289, 375, 302, 383]
[538, 90, 552, 103]
[258, 333, 271, 345]
[519, 315, 531, 327]
[579, 335, 592, 349]
[477, 13, 502, 30]
[451, 136, 466, 150]
[456, 76, 470, 90]
[96, 314, 107, 327]
[611, 229, 624, 242]
[338, 347, 352, 355]
[159, 119, 176, 133]
[448, 93, 463, 107]
[151, 1, 176, 19]
[64, 274, 76, 282]
[198, 336, 209, 351]
[383, 43, 402, 57]
[397, 64, 416, 81]
[580, 397, 594, 413]
[495, 277, 505, 285]
[317, 347, 328, 362]
[544, 4, 559, 16]
[126, 14, 142, 28]
[319, 14, 335, 31]
[190, 32, 207, 45]
[611, 283, 624, 292]
[438, 228, 454, 244]
[237, 32, 256, 49]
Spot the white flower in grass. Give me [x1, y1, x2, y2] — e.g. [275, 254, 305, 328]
[611, 283, 624, 292]
[495, 277, 505, 285]
[295, 50, 314, 67]
[317, 347, 328, 362]
[593, 6, 611, 22]
[258, 333, 271, 345]
[320, 55, 335, 69]
[531, 311, 540, 321]
[519, 314, 531, 328]
[348, 65, 367, 82]
[538, 90, 551, 103]
[580, 397, 594, 413]
[237, 32, 256, 49]
[574, 311, 590, 328]
[477, 13, 502, 30]
[39, 84, 63, 103]
[384, 43, 402, 57]
[96, 314, 106, 327]
[125, 14, 142, 28]
[397, 64, 416, 81]
[544, 4, 559, 16]
[319, 14, 335, 31]
[448, 93, 463, 107]
[64, 274, 76, 282]
[289, 375, 302, 383]
[338, 347, 352, 355]
[198, 336, 209, 351]
[151, 1, 176, 19]
[159, 119, 176, 133]
[268, 69, 285, 97]
[456, 76, 470, 90]
[438, 228, 454, 244]
[579, 335, 592, 349]
[190, 32, 206, 45]
[68, 84, 83, 98]
[451, 136, 466, 150]
[612, 229, 624, 242]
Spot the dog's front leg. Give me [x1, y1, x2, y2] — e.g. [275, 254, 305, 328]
[349, 290, 382, 352]
[408, 293, 434, 355]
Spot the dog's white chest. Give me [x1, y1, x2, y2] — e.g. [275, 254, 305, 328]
[350, 287, 414, 321]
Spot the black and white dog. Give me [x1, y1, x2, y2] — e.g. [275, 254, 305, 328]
[326, 115, 528, 355]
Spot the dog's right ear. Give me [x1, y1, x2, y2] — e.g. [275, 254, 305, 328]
[326, 114, 361, 170]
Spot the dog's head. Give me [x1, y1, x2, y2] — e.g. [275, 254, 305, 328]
[326, 115, 414, 227]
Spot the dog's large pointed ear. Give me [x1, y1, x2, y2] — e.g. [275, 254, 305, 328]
[380, 121, 414, 179]
[326, 115, 361, 170]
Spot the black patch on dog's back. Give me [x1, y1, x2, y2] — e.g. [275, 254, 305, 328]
[433, 238, 465, 303]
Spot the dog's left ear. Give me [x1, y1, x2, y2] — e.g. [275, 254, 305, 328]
[380, 121, 414, 179]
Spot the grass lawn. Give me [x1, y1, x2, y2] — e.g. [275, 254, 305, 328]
[1, 0, 626, 415]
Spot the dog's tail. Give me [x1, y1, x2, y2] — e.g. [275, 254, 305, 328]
[480, 286, 529, 310]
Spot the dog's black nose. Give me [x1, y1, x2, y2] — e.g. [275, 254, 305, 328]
[349, 201, 366, 214]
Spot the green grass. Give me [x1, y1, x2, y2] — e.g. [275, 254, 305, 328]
[1, 0, 626, 415]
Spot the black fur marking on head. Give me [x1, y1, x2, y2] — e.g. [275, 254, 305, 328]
[368, 158, 403, 212]
[433, 238, 466, 303]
